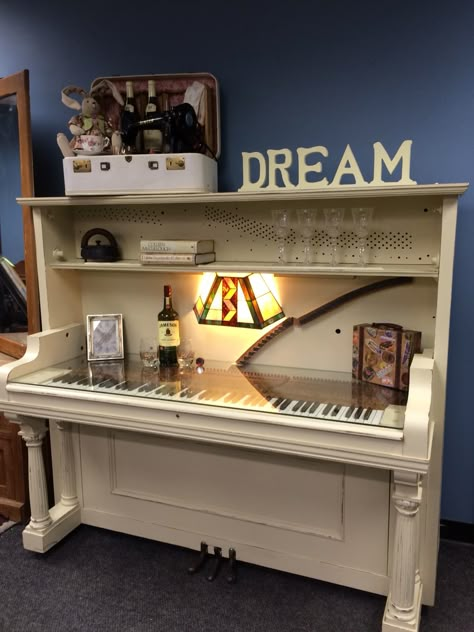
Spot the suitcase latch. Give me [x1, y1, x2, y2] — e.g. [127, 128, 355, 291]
[100, 162, 111, 171]
[73, 159, 91, 173]
[148, 161, 159, 170]
[166, 156, 185, 170]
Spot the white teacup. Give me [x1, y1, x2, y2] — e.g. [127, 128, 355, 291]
[78, 134, 110, 154]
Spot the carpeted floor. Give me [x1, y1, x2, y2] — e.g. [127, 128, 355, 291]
[0, 524, 472, 632]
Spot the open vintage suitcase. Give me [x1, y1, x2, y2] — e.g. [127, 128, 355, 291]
[62, 72, 220, 195]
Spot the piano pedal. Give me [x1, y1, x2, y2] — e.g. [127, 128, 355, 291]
[187, 541, 209, 575]
[226, 547, 237, 584]
[206, 546, 223, 582]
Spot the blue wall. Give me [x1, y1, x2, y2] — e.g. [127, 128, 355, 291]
[1, 1, 472, 523]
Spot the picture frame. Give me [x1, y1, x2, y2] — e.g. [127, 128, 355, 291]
[86, 314, 124, 362]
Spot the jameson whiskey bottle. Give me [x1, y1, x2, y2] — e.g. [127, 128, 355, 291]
[158, 285, 180, 367]
[143, 80, 163, 153]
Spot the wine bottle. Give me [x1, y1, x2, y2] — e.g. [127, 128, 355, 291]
[158, 284, 180, 367]
[143, 80, 163, 153]
[121, 81, 140, 153]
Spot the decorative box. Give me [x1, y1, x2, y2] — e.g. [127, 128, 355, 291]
[352, 323, 422, 391]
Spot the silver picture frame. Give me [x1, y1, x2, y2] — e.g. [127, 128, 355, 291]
[86, 313, 124, 362]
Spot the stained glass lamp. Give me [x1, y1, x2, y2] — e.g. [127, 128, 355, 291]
[194, 273, 285, 329]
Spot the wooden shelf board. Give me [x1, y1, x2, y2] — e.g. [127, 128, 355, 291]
[48, 259, 439, 277]
[18, 182, 469, 208]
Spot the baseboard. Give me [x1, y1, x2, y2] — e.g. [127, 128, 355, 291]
[440, 520, 474, 544]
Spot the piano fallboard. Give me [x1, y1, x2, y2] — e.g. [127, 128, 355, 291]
[10, 355, 407, 431]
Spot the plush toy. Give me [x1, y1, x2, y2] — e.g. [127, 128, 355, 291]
[57, 79, 124, 157]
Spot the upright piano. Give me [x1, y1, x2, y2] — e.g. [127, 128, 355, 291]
[0, 184, 467, 632]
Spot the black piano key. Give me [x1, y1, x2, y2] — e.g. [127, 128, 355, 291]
[272, 397, 284, 408]
[331, 404, 342, 416]
[292, 400, 305, 412]
[353, 407, 363, 419]
[138, 382, 155, 392]
[344, 406, 355, 419]
[363, 408, 373, 421]
[279, 399, 291, 410]
[300, 401, 312, 413]
[98, 378, 118, 389]
[76, 377, 91, 386]
[322, 403, 334, 416]
[308, 402, 320, 414]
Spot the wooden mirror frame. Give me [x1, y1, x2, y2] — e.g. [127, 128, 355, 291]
[0, 69, 40, 357]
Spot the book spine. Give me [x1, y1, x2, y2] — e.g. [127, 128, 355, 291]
[140, 253, 196, 263]
[140, 240, 208, 253]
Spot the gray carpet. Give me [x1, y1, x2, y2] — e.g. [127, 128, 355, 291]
[0, 524, 472, 632]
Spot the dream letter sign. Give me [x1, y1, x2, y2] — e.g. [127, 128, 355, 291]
[238, 140, 416, 191]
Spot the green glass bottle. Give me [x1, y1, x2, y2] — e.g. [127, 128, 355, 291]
[158, 284, 180, 367]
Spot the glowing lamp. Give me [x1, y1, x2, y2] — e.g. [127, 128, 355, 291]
[194, 273, 285, 329]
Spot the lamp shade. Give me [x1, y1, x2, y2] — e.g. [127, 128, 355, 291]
[194, 273, 285, 329]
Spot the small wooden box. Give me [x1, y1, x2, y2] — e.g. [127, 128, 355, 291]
[352, 323, 422, 391]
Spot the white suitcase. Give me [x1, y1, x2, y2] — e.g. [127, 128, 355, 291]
[61, 72, 220, 196]
[63, 153, 217, 195]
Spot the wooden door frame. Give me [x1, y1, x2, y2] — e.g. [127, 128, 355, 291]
[0, 69, 40, 356]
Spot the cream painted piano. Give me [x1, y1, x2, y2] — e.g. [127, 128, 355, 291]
[0, 183, 467, 632]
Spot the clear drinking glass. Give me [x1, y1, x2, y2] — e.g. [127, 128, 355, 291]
[324, 208, 345, 265]
[272, 209, 291, 263]
[297, 208, 317, 264]
[139, 337, 157, 368]
[178, 338, 195, 370]
[352, 207, 374, 266]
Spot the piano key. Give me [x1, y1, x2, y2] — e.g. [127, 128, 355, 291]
[353, 407, 363, 420]
[363, 407, 373, 421]
[300, 401, 312, 413]
[322, 403, 334, 416]
[279, 398, 292, 410]
[291, 400, 305, 412]
[344, 405, 355, 419]
[308, 402, 320, 415]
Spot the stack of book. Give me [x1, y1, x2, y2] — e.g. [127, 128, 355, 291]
[139, 239, 216, 265]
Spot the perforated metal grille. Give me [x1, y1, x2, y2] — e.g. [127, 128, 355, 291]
[74, 204, 436, 265]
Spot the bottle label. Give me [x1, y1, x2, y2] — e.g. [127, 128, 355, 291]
[158, 321, 180, 346]
[146, 103, 157, 114]
[125, 104, 135, 112]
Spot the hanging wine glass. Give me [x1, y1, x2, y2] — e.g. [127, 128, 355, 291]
[351, 207, 374, 266]
[272, 209, 291, 263]
[297, 208, 317, 264]
[324, 208, 345, 265]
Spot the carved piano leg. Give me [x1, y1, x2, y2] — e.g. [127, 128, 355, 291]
[383, 472, 423, 632]
[5, 414, 81, 553]
[56, 420, 79, 507]
[18, 417, 52, 530]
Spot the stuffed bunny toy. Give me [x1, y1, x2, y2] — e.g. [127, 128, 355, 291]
[57, 78, 124, 157]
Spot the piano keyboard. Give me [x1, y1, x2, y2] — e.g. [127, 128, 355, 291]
[42, 367, 389, 427]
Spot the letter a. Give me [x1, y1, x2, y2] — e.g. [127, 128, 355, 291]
[331, 145, 368, 186]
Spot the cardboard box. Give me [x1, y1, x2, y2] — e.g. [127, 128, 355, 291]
[352, 323, 421, 391]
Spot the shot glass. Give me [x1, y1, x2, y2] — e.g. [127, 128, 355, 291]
[139, 337, 157, 368]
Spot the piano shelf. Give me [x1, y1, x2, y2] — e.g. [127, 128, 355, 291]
[48, 259, 439, 278]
